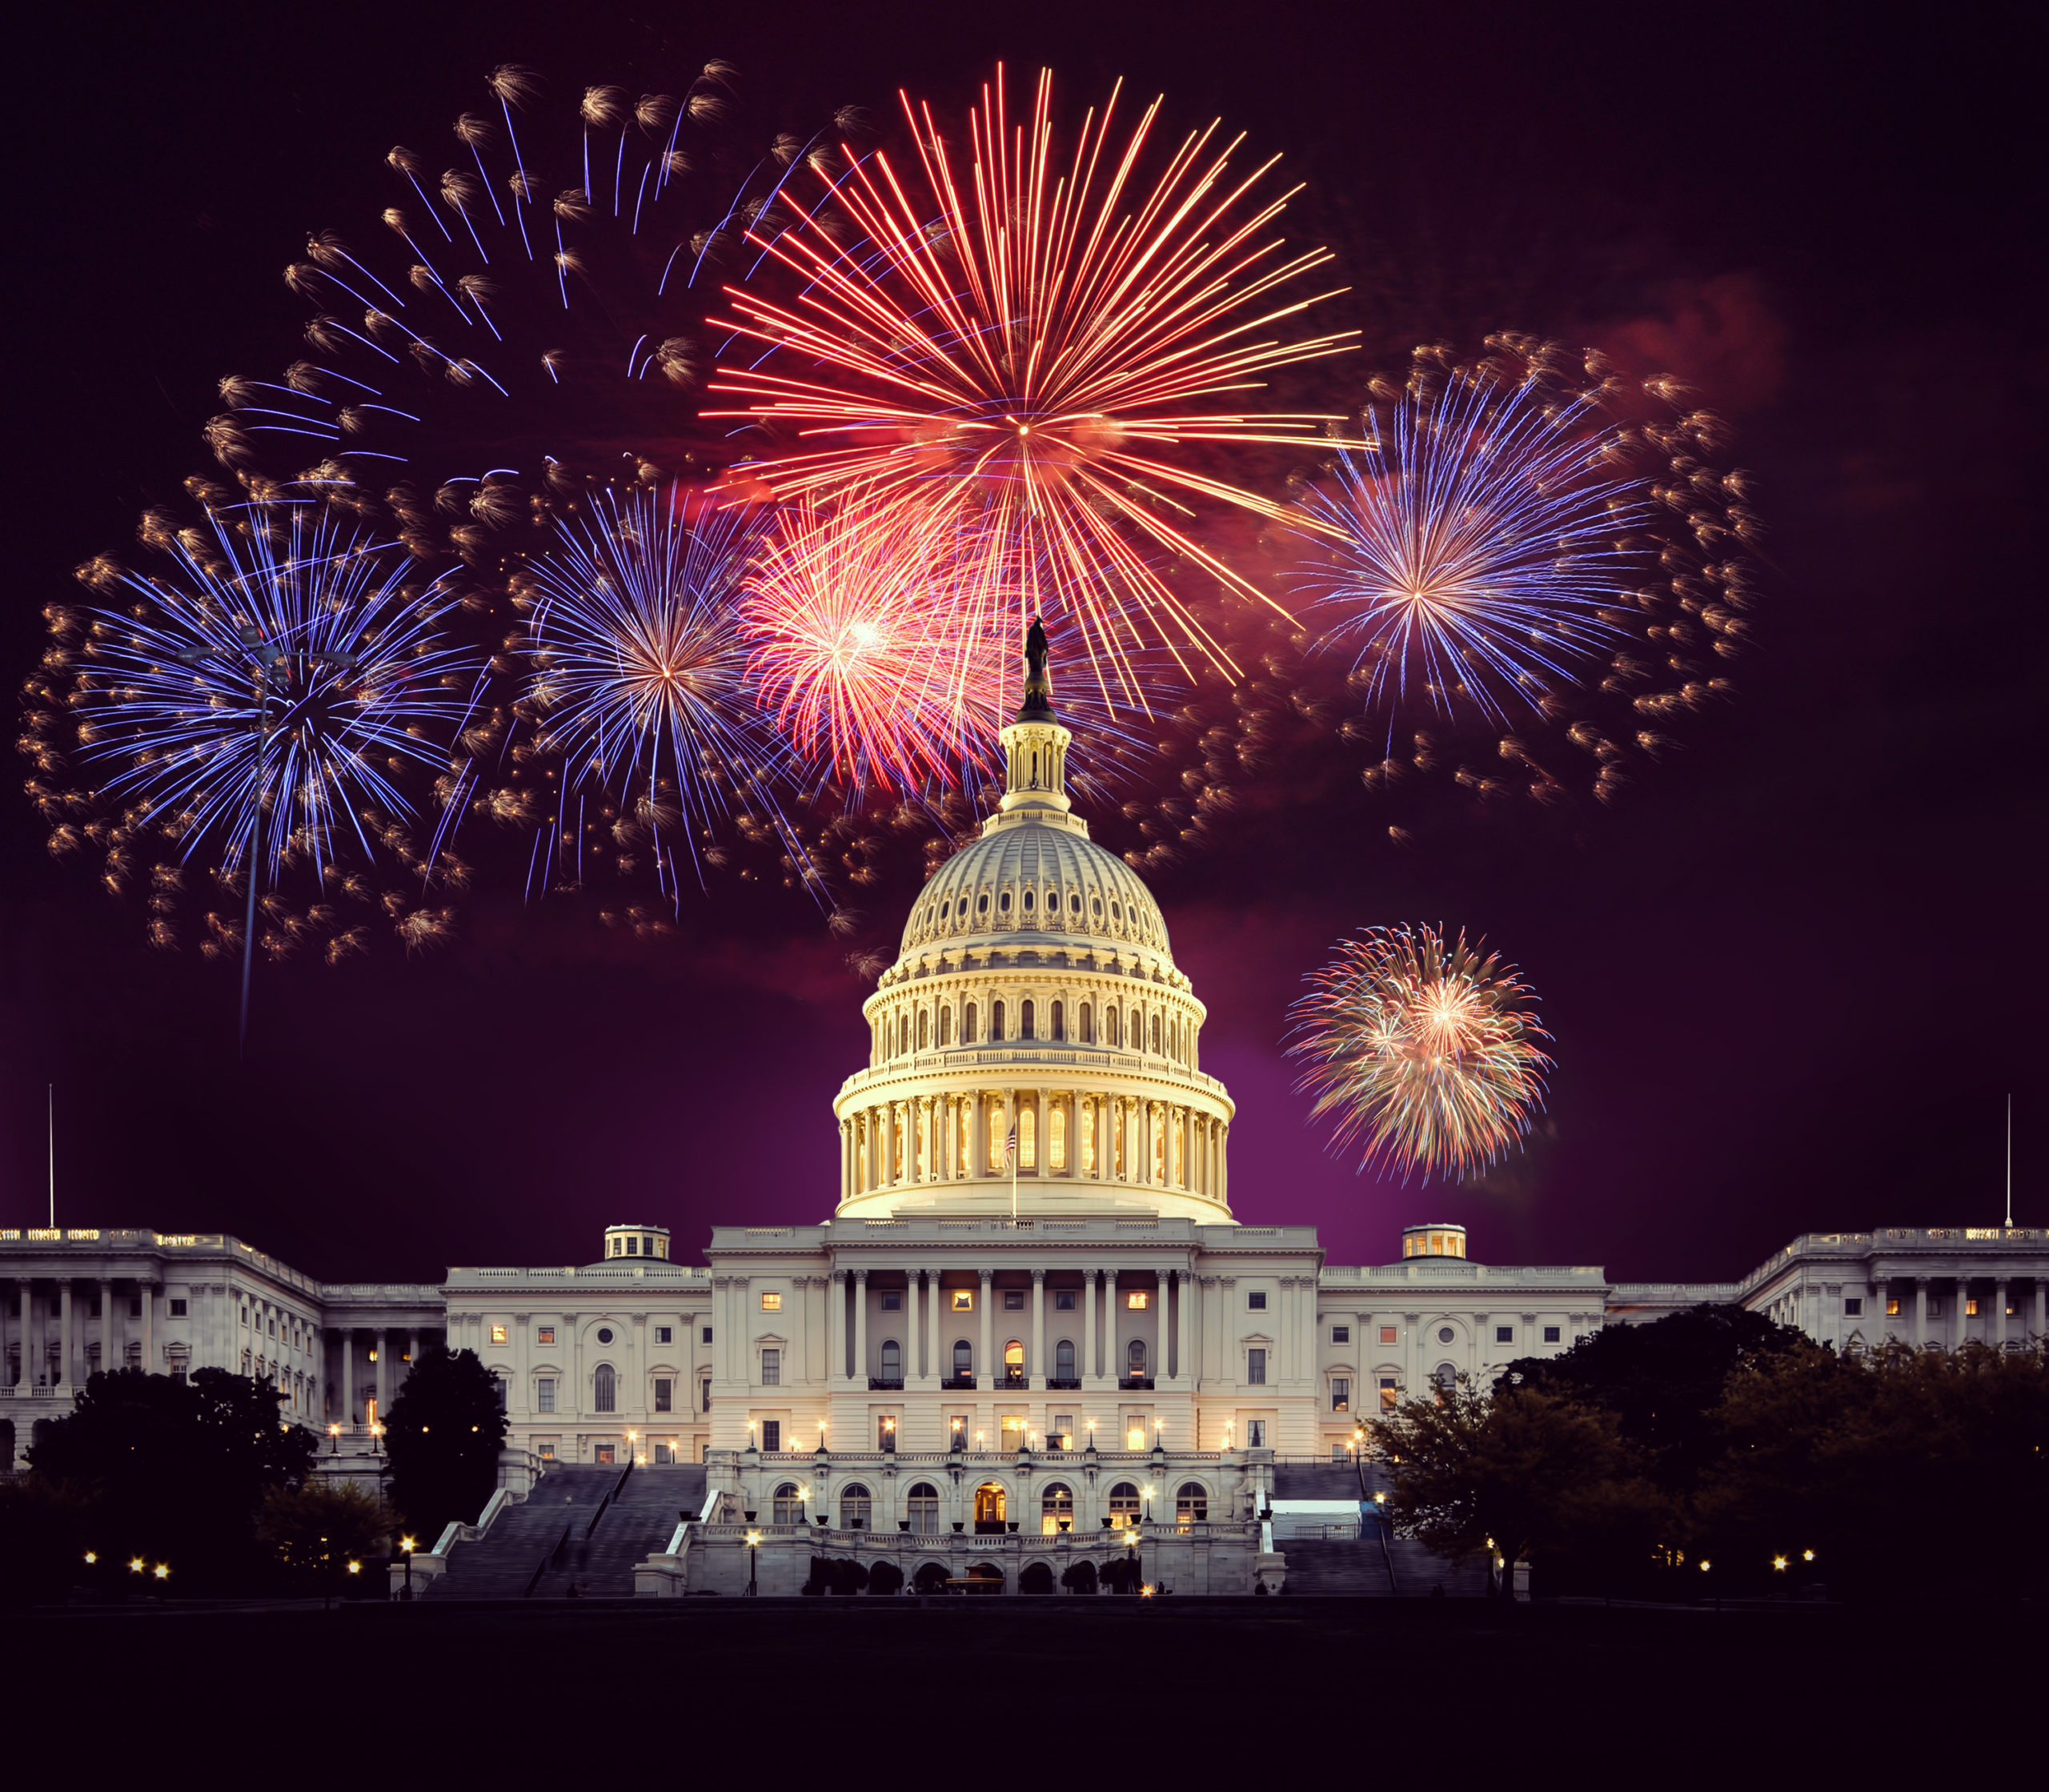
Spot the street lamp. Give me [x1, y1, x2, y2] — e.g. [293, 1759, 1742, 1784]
[745, 1529, 762, 1597]
[327, 1424, 341, 1453]
[128, 1557, 145, 1575]
[152, 1564, 169, 1582]
[399, 1534, 417, 1601]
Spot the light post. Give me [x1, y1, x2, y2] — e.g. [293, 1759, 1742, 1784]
[399, 1533, 417, 1602]
[745, 1529, 762, 1597]
[327, 1424, 340, 1454]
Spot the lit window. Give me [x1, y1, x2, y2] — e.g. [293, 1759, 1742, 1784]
[537, 1326, 556, 1345]
[761, 1349, 780, 1386]
[490, 1325, 508, 1345]
[1109, 1481, 1141, 1525]
[1247, 1348, 1267, 1386]
[952, 1290, 974, 1312]
[654, 1377, 672, 1413]
[1379, 1325, 1397, 1345]
[1041, 1483, 1074, 1534]
[1125, 1423, 1146, 1449]
[1247, 1291, 1267, 1311]
[1966, 1297, 1979, 1316]
[1125, 1291, 1149, 1310]
[1496, 1326, 1514, 1344]
[1049, 1103, 1068, 1173]
[1379, 1377, 1399, 1411]
[760, 1292, 782, 1311]
[537, 1378, 555, 1413]
[1176, 1483, 1208, 1526]
[1887, 1297, 1900, 1316]
[1332, 1326, 1349, 1344]
[537, 1441, 555, 1461]
[1331, 1377, 1349, 1413]
[1543, 1326, 1561, 1344]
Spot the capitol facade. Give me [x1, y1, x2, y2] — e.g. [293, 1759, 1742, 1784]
[3, 647, 2044, 1595]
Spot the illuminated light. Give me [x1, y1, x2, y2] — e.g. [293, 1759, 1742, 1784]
[83, 1552, 98, 1565]
[1803, 1549, 1816, 1562]
[347, 1561, 360, 1575]
[1772, 1555, 1788, 1572]
[745, 1531, 762, 1548]
[399, 1537, 416, 1554]
[129, 1557, 145, 1574]
[1699, 1561, 1711, 1573]
[152, 1564, 170, 1581]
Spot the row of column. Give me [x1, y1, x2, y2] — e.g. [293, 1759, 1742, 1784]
[828, 1268, 1195, 1387]
[333, 1326, 419, 1427]
[7, 1277, 155, 1389]
[843, 1091, 1225, 1201]
[1887, 1277, 2047, 1349]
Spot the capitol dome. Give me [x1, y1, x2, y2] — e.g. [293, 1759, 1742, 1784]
[832, 626, 1234, 1224]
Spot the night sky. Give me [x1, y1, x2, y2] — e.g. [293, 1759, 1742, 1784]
[2, 1, 2041, 1285]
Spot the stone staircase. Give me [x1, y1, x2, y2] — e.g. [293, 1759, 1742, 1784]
[432, 1464, 708, 1599]
[1270, 1461, 1490, 1597]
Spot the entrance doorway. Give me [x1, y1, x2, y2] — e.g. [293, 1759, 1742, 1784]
[973, 1481, 1008, 1533]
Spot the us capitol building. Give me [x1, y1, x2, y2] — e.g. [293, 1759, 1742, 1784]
[4, 641, 2043, 1595]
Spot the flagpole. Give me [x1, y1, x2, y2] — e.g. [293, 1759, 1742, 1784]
[46, 1084, 54, 1229]
[2006, 1093, 2013, 1229]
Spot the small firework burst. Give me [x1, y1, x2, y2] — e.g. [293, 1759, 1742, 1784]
[1286, 923, 1552, 1182]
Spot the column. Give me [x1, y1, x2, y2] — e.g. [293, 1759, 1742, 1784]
[1913, 1279, 1927, 1348]
[1995, 1279, 2009, 1350]
[1030, 1270, 1045, 1385]
[1083, 1267, 1097, 1384]
[375, 1328, 390, 1417]
[57, 1281, 72, 1389]
[97, 1278, 114, 1381]
[854, 1269, 869, 1385]
[2035, 1280, 2046, 1345]
[1959, 1276, 1974, 1349]
[1108, 1269, 1121, 1385]
[341, 1329, 354, 1426]
[407, 1329, 419, 1377]
[927, 1269, 942, 1387]
[140, 1280, 154, 1379]
[1178, 1266, 1193, 1389]
[15, 1280, 32, 1387]
[977, 1270, 992, 1385]
[829, 1270, 847, 1382]
[1157, 1272, 1174, 1385]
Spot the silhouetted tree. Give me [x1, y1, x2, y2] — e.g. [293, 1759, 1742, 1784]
[381, 1346, 507, 1541]
[255, 1481, 393, 1594]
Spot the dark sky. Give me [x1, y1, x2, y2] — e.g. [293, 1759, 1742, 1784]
[2, 0, 2041, 1284]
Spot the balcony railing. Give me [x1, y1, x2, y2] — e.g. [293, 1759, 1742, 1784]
[868, 1377, 904, 1390]
[1045, 1377, 1082, 1390]
[995, 1372, 1027, 1390]
[1117, 1376, 1154, 1391]
[940, 1374, 976, 1390]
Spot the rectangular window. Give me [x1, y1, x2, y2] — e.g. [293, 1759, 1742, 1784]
[1887, 1297, 1900, 1317]
[1496, 1326, 1514, 1344]
[654, 1377, 672, 1413]
[1928, 1298, 1943, 1317]
[952, 1290, 974, 1312]
[494, 1377, 507, 1413]
[1843, 1298, 1863, 1317]
[1053, 1413, 1074, 1448]
[1332, 1377, 1349, 1412]
[1543, 1326, 1561, 1344]
[490, 1325, 508, 1345]
[1965, 1297, 1979, 1316]
[1004, 1289, 1025, 1310]
[1125, 1420, 1147, 1449]
[1056, 1291, 1077, 1311]
[700, 1379, 711, 1413]
[240, 1309, 249, 1328]
[880, 1293, 901, 1312]
[1002, 1415, 1027, 1449]
[654, 1444, 673, 1465]
[1379, 1325, 1397, 1345]
[169, 1299, 187, 1317]
[1246, 1420, 1266, 1449]
[537, 1325, 556, 1346]
[129, 1297, 142, 1317]
[1379, 1377, 1399, 1411]
[1126, 1292, 1149, 1309]
[702, 1327, 714, 1345]
[537, 1441, 556, 1461]
[595, 1444, 616, 1465]
[1247, 1291, 1267, 1311]
[655, 1325, 672, 1344]
[760, 1292, 782, 1312]
[760, 1420, 780, 1452]
[537, 1378, 555, 1413]
[760, 1349, 780, 1386]
[1247, 1348, 1267, 1385]
[1331, 1325, 1349, 1344]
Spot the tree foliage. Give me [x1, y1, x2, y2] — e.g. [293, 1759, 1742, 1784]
[256, 1481, 394, 1592]
[380, 1346, 508, 1541]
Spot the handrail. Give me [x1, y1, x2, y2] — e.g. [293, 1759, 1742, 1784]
[525, 1521, 572, 1597]
[583, 1458, 635, 1541]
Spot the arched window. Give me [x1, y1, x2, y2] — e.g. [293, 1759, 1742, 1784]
[992, 1000, 1006, 1040]
[1055, 1338, 1077, 1381]
[1051, 1000, 1065, 1040]
[1107, 1481, 1141, 1528]
[1176, 1482, 1209, 1526]
[880, 1339, 901, 1381]
[953, 1339, 973, 1378]
[974, 1482, 1007, 1529]
[1129, 1008, 1141, 1049]
[1022, 888, 1035, 912]
[1020, 1104, 1037, 1169]
[1079, 1001, 1093, 1044]
[1106, 1006, 1121, 1048]
[916, 1008, 928, 1050]
[987, 1096, 1007, 1172]
[1041, 1482, 1074, 1534]
[1153, 1121, 1166, 1182]
[999, 891, 1012, 913]
[1434, 1362, 1458, 1403]
[1149, 1012, 1162, 1055]
[772, 1481, 803, 1524]
[906, 1482, 940, 1533]
[1020, 999, 1035, 1040]
[892, 1111, 904, 1179]
[1049, 1104, 1067, 1173]
[963, 1003, 978, 1044]
[1127, 1339, 1147, 1378]
[594, 1363, 616, 1412]
[1003, 1340, 1024, 1385]
[1080, 1100, 1097, 1176]
[839, 1483, 872, 1530]
[940, 1006, 952, 1047]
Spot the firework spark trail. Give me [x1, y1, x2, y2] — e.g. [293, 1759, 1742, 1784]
[1292, 357, 1660, 731]
[523, 484, 816, 902]
[62, 503, 483, 1038]
[738, 501, 1009, 796]
[708, 64, 1357, 710]
[1286, 923, 1551, 1184]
